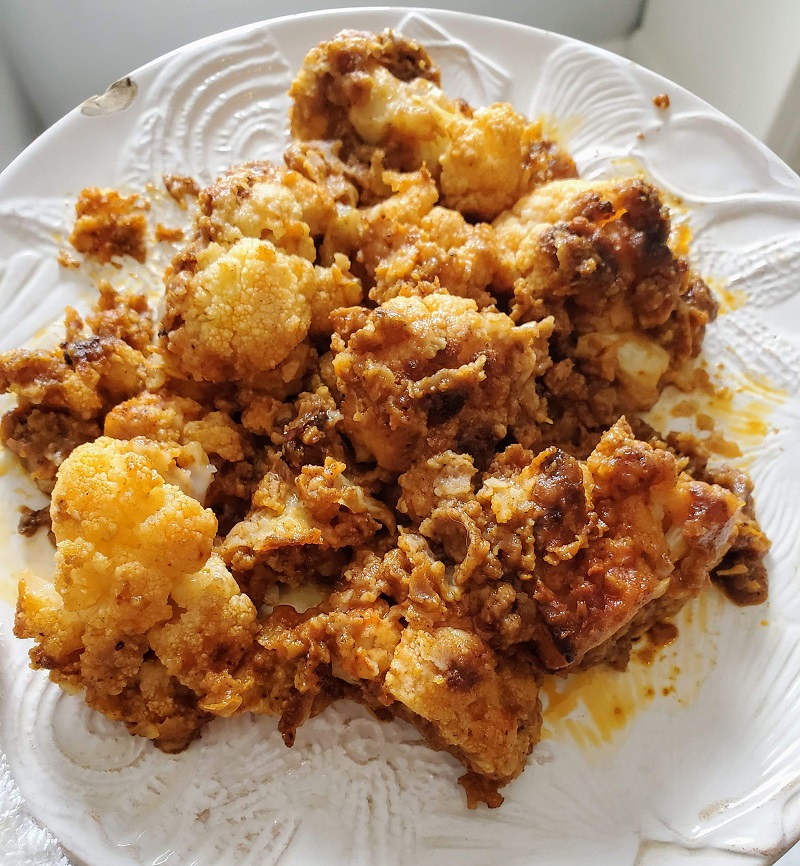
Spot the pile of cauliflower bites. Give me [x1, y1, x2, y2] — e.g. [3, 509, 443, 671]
[2, 31, 768, 807]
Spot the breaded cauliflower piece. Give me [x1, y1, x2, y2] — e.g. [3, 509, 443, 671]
[69, 187, 149, 264]
[323, 167, 438, 263]
[105, 391, 247, 463]
[662, 429, 771, 606]
[196, 161, 336, 261]
[330, 294, 553, 471]
[220, 453, 394, 573]
[324, 168, 500, 306]
[284, 138, 390, 207]
[397, 450, 478, 523]
[493, 177, 718, 452]
[162, 237, 317, 384]
[148, 552, 261, 712]
[0, 307, 151, 422]
[15, 436, 258, 750]
[384, 627, 541, 782]
[162, 161, 363, 382]
[0, 286, 154, 492]
[438, 103, 577, 222]
[476, 419, 742, 670]
[290, 29, 576, 220]
[370, 204, 499, 306]
[290, 29, 441, 146]
[196, 160, 363, 331]
[311, 253, 363, 334]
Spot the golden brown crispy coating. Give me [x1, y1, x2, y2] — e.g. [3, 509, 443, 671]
[69, 187, 149, 264]
[322, 168, 500, 306]
[330, 293, 553, 471]
[196, 161, 336, 258]
[161, 163, 363, 384]
[662, 430, 770, 606]
[220, 453, 394, 573]
[477, 420, 741, 669]
[385, 627, 540, 781]
[0, 287, 154, 491]
[290, 29, 441, 146]
[290, 29, 576, 220]
[284, 139, 389, 207]
[494, 177, 717, 453]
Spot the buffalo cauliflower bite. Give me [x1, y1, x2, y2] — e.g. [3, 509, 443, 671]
[290, 29, 442, 147]
[493, 177, 718, 452]
[324, 168, 500, 306]
[163, 237, 317, 384]
[195, 161, 364, 333]
[14, 436, 256, 749]
[162, 161, 363, 384]
[0, 286, 154, 492]
[196, 161, 336, 260]
[384, 627, 541, 783]
[105, 391, 235, 450]
[290, 29, 576, 220]
[220, 453, 394, 573]
[475, 419, 742, 669]
[284, 138, 391, 208]
[68, 187, 149, 264]
[330, 294, 553, 471]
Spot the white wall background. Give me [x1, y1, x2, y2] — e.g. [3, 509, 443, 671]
[0, 39, 39, 170]
[629, 0, 800, 169]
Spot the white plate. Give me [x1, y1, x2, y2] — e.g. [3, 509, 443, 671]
[1, 8, 800, 866]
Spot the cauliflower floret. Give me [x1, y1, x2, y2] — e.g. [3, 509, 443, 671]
[323, 168, 500, 306]
[221, 454, 394, 572]
[162, 161, 364, 381]
[0, 285, 154, 493]
[14, 436, 258, 749]
[371, 204, 499, 306]
[493, 177, 718, 452]
[148, 552, 260, 713]
[474, 420, 742, 670]
[438, 103, 577, 221]
[311, 253, 363, 334]
[384, 627, 541, 782]
[397, 450, 478, 523]
[290, 30, 576, 220]
[105, 391, 246, 463]
[290, 29, 442, 145]
[330, 294, 553, 471]
[197, 161, 336, 261]
[162, 237, 317, 384]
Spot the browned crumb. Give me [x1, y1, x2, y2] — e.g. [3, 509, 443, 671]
[68, 188, 149, 264]
[653, 93, 671, 110]
[163, 173, 200, 209]
[17, 504, 52, 537]
[56, 250, 80, 269]
[458, 771, 505, 809]
[155, 224, 184, 243]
